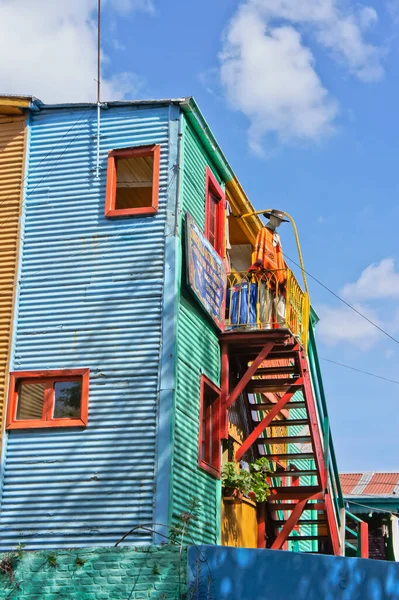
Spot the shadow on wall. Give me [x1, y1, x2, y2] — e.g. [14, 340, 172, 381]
[187, 545, 399, 600]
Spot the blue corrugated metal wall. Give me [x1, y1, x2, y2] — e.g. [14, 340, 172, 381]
[0, 104, 173, 550]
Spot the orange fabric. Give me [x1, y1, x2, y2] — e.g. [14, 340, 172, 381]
[250, 227, 286, 284]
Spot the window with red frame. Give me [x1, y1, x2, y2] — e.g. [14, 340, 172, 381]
[198, 375, 221, 477]
[105, 145, 160, 217]
[205, 167, 225, 258]
[6, 369, 89, 430]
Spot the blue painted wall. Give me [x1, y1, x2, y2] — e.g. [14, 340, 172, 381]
[188, 545, 399, 600]
[0, 103, 178, 550]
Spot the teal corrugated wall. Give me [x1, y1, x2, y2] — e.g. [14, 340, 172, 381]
[170, 116, 222, 545]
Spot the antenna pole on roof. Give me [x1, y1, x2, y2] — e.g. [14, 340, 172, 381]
[95, 0, 101, 179]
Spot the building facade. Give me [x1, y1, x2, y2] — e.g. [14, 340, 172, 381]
[0, 95, 366, 558]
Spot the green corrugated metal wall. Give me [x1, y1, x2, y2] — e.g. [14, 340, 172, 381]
[170, 116, 223, 544]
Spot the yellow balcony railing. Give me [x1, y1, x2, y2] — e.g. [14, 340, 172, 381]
[225, 269, 310, 349]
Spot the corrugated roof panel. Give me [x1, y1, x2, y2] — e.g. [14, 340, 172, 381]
[364, 472, 399, 496]
[341, 472, 399, 497]
[341, 473, 362, 495]
[0, 105, 171, 550]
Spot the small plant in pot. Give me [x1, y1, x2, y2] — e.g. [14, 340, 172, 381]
[221, 463, 251, 501]
[222, 458, 273, 503]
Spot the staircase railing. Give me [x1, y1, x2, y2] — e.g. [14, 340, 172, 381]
[308, 319, 368, 557]
[225, 268, 310, 348]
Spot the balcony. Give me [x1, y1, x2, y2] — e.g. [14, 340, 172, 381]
[225, 268, 310, 349]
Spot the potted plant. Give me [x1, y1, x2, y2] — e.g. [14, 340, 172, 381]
[221, 458, 273, 503]
[221, 462, 251, 501]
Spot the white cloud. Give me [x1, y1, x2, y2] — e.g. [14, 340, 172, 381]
[0, 0, 150, 103]
[341, 258, 399, 301]
[219, 0, 384, 152]
[220, 5, 338, 153]
[250, 0, 383, 81]
[317, 303, 383, 349]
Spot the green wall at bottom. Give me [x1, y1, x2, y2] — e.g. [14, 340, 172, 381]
[0, 545, 186, 600]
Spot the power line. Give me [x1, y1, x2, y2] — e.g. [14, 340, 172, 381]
[320, 357, 399, 386]
[284, 252, 399, 347]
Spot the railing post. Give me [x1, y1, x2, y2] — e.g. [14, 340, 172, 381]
[323, 416, 329, 490]
[339, 507, 346, 556]
[360, 521, 369, 558]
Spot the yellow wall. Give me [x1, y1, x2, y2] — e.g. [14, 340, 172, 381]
[221, 497, 258, 548]
[0, 114, 26, 438]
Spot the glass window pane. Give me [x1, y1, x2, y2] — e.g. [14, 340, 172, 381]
[53, 381, 82, 419]
[17, 383, 45, 420]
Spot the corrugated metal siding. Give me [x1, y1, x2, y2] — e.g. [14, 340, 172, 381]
[0, 105, 171, 550]
[0, 115, 26, 446]
[171, 116, 222, 544]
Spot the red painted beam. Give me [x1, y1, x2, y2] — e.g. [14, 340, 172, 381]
[220, 342, 230, 439]
[298, 349, 326, 489]
[235, 385, 302, 461]
[225, 341, 275, 409]
[324, 492, 341, 556]
[360, 521, 369, 559]
[257, 502, 266, 548]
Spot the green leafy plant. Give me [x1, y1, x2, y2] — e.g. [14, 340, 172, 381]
[0, 543, 26, 582]
[47, 553, 57, 568]
[170, 496, 200, 545]
[75, 556, 86, 568]
[222, 458, 272, 503]
[249, 457, 272, 503]
[221, 462, 251, 497]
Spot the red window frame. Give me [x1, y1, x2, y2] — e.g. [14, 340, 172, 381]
[205, 167, 225, 258]
[104, 144, 161, 218]
[198, 374, 222, 478]
[6, 369, 90, 430]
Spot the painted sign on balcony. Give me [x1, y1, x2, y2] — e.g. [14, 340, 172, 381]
[186, 213, 226, 330]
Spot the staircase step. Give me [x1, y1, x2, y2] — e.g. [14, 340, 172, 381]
[274, 519, 327, 526]
[258, 435, 312, 445]
[267, 350, 299, 360]
[253, 418, 310, 428]
[268, 503, 326, 511]
[262, 452, 315, 460]
[270, 469, 318, 478]
[256, 366, 298, 376]
[248, 378, 303, 393]
[249, 401, 306, 411]
[270, 485, 321, 496]
[287, 535, 328, 541]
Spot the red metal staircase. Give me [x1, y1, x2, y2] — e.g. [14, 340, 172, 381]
[220, 328, 341, 555]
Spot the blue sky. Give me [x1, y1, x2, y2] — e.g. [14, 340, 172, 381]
[1, 0, 399, 472]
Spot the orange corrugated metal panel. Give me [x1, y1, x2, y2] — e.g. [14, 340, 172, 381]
[0, 114, 26, 442]
[363, 472, 399, 496]
[340, 473, 362, 494]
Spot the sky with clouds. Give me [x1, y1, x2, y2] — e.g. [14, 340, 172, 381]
[1, 0, 399, 472]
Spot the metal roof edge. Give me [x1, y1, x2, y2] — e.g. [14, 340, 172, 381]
[33, 98, 185, 110]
